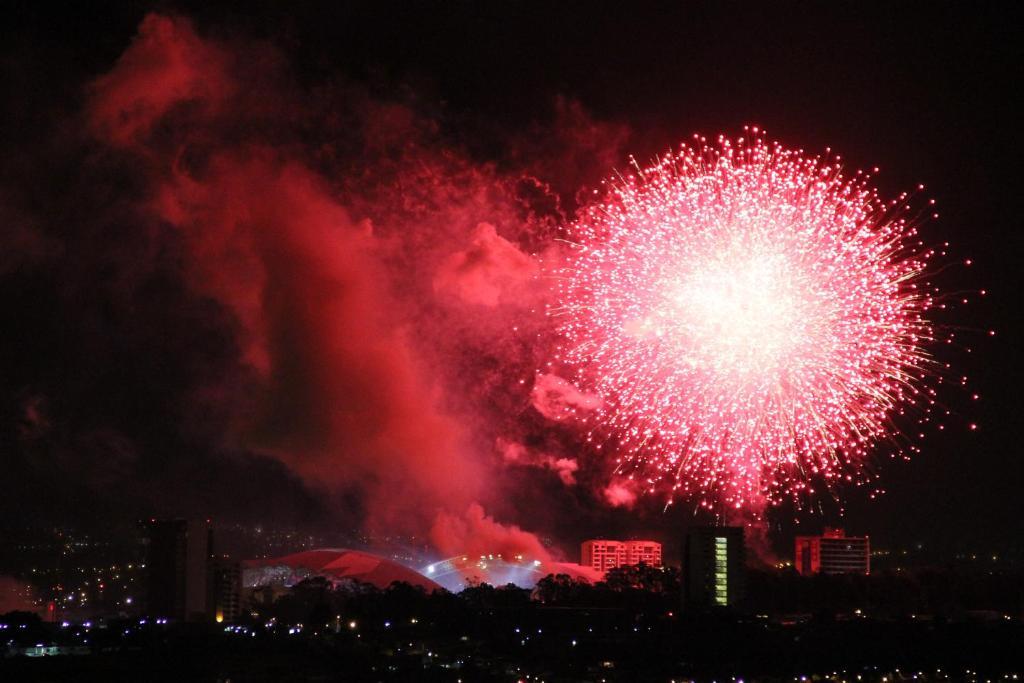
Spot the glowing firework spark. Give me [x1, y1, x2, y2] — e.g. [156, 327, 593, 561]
[549, 131, 938, 509]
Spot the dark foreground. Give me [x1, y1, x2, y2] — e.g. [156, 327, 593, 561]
[2, 607, 1022, 682]
[4, 566, 1024, 681]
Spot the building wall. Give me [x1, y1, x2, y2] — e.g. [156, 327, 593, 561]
[142, 519, 212, 621]
[794, 536, 820, 575]
[184, 521, 212, 620]
[211, 559, 242, 623]
[581, 540, 626, 572]
[142, 519, 186, 619]
[794, 529, 869, 576]
[684, 526, 744, 608]
[581, 539, 663, 572]
[818, 536, 870, 575]
[624, 541, 663, 567]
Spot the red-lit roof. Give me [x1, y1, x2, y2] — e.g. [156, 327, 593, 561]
[244, 549, 442, 591]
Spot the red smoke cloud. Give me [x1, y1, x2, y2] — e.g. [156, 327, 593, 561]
[156, 154, 483, 527]
[497, 437, 578, 486]
[430, 503, 554, 562]
[86, 14, 488, 535]
[434, 222, 538, 307]
[530, 373, 603, 421]
[82, 13, 596, 551]
[0, 576, 37, 614]
[88, 14, 232, 149]
[78, 12, 645, 559]
[602, 480, 639, 508]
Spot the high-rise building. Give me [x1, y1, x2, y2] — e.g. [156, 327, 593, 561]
[142, 519, 212, 621]
[684, 526, 744, 608]
[210, 558, 242, 624]
[794, 528, 870, 575]
[581, 539, 663, 572]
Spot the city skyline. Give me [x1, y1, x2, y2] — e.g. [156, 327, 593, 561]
[0, 0, 1021, 627]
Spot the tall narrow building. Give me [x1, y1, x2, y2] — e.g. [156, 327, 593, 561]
[142, 519, 213, 621]
[210, 557, 242, 624]
[684, 526, 745, 608]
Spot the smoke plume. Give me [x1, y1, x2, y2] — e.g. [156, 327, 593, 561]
[0, 576, 37, 614]
[0, 11, 643, 559]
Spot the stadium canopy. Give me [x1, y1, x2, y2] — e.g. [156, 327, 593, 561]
[243, 549, 442, 592]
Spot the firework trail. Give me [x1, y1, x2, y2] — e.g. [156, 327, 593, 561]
[549, 130, 939, 510]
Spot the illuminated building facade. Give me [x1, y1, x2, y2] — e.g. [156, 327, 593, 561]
[794, 528, 870, 575]
[581, 539, 663, 572]
[142, 519, 212, 621]
[625, 540, 663, 566]
[684, 526, 744, 608]
[581, 540, 626, 571]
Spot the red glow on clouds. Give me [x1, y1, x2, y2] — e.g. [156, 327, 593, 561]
[497, 438, 578, 486]
[601, 481, 638, 508]
[0, 576, 37, 614]
[434, 222, 538, 307]
[530, 372, 603, 421]
[89, 14, 232, 148]
[431, 503, 554, 563]
[79, 10, 648, 558]
[85, 13, 508, 540]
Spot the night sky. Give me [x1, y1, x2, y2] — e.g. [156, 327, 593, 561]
[1, 2, 1021, 562]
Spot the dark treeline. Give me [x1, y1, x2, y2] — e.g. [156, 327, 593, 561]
[252, 563, 682, 633]
[4, 564, 1024, 681]
[746, 567, 1024, 617]
[250, 563, 1024, 630]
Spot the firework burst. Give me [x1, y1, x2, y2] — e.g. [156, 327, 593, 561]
[549, 130, 939, 509]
